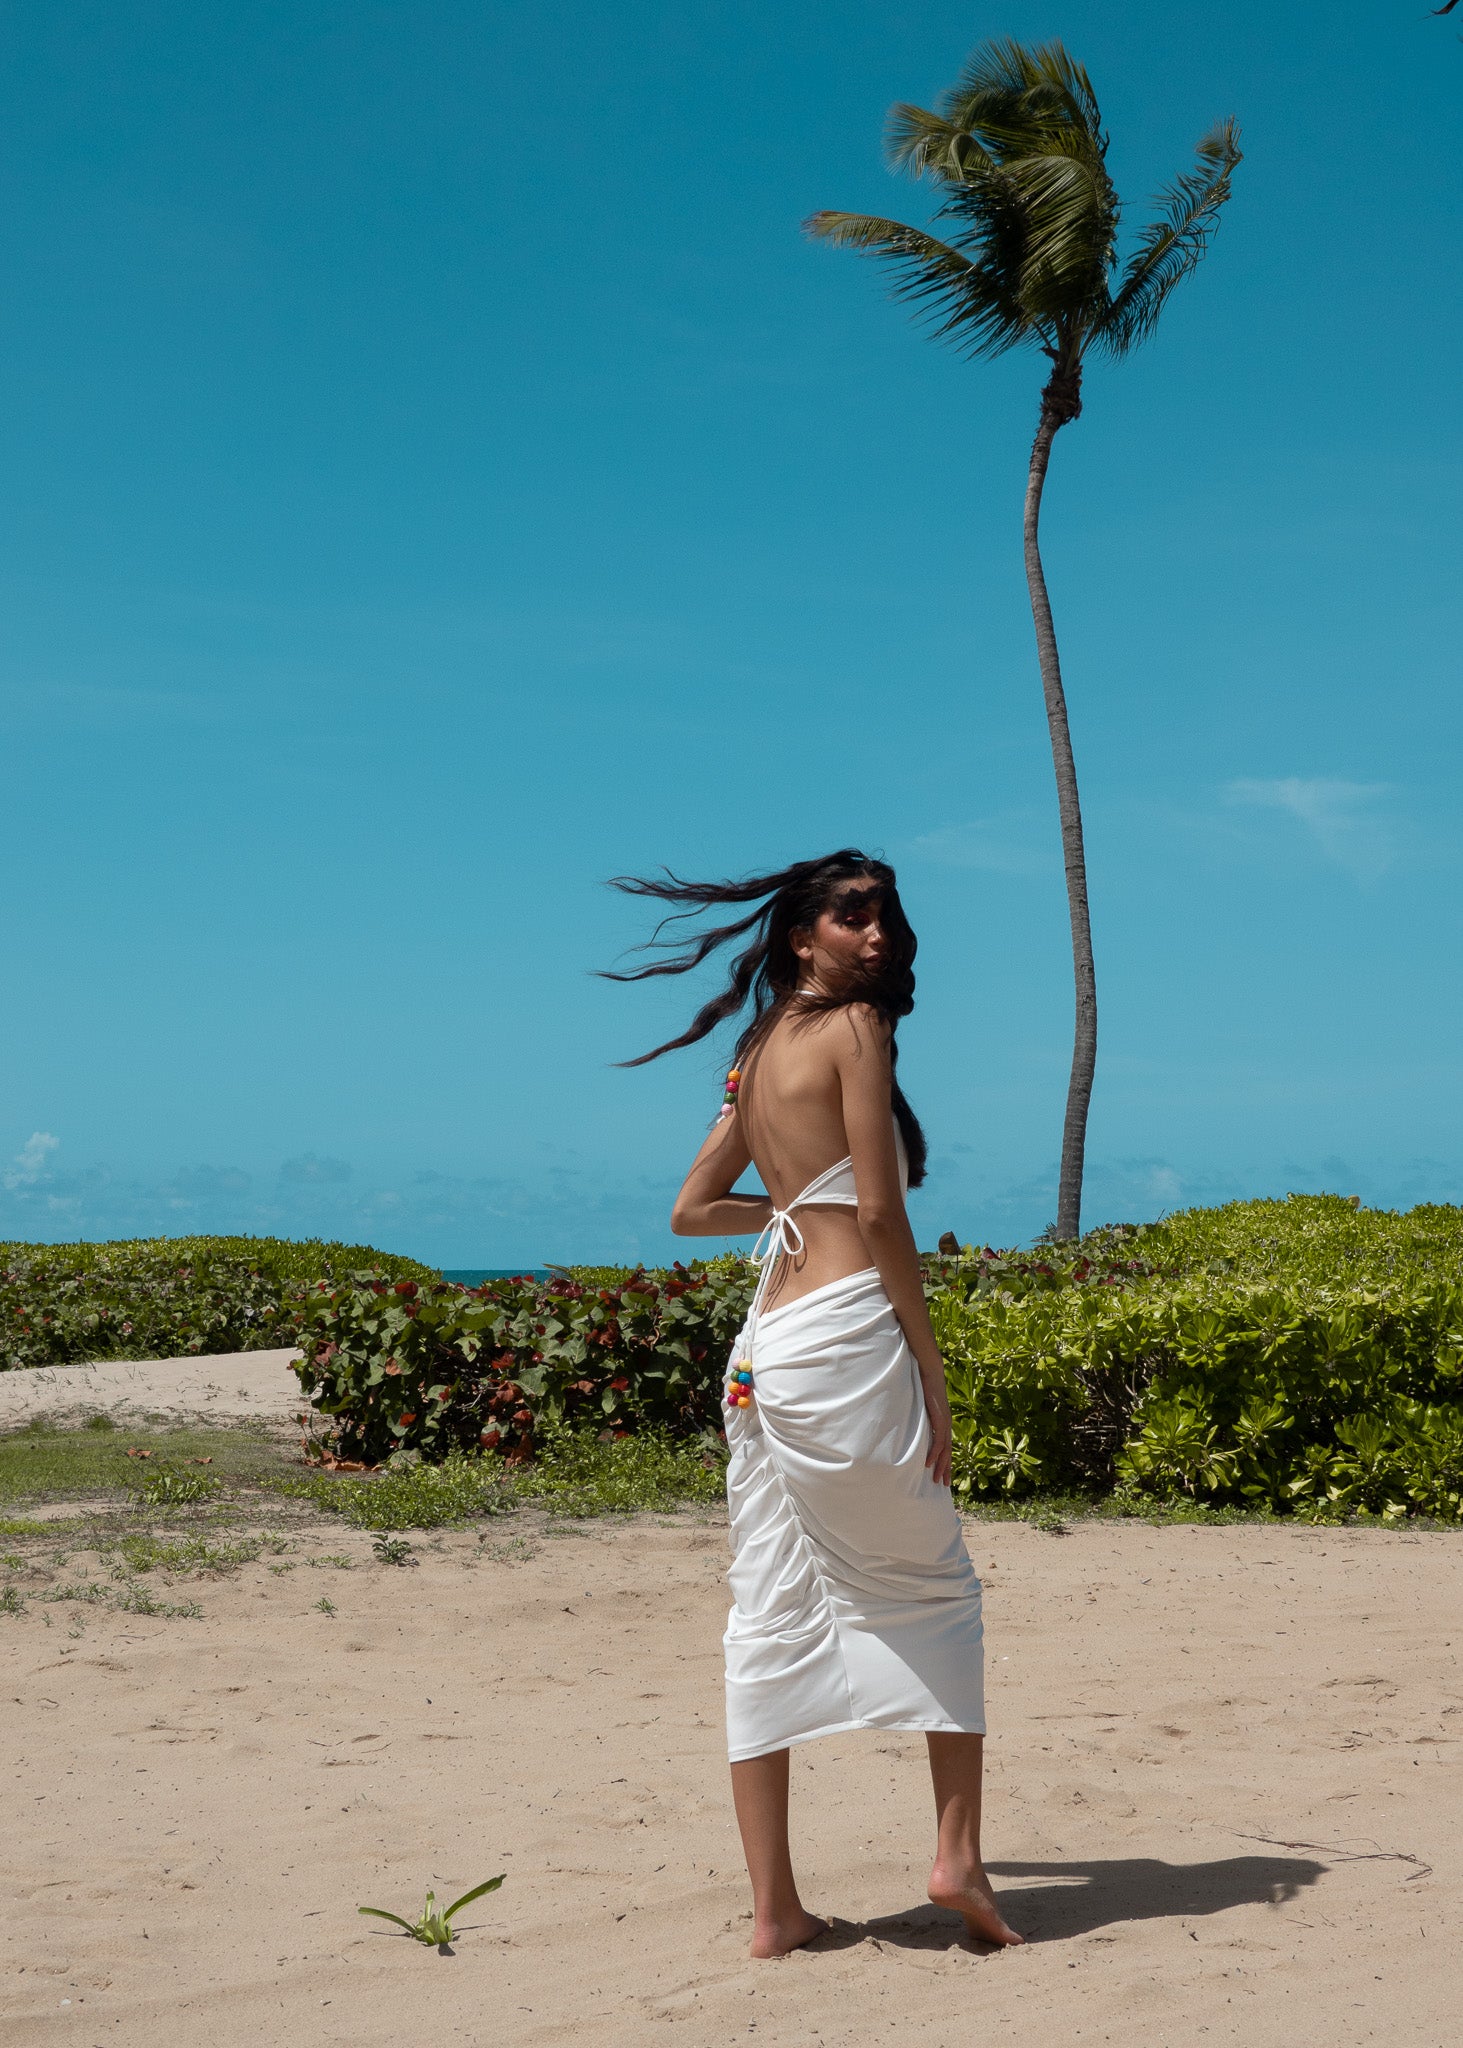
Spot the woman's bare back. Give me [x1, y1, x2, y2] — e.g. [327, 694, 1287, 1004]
[738, 1009, 887, 1314]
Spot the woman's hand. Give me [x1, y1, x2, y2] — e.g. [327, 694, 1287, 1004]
[920, 1365, 954, 1489]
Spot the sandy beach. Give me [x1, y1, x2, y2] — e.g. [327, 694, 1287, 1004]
[0, 1350, 304, 1432]
[2, 1490, 1458, 2046]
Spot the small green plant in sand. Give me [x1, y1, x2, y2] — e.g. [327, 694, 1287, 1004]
[358, 1875, 505, 1948]
[113, 1533, 281, 1576]
[138, 1467, 218, 1509]
[371, 1533, 417, 1566]
[114, 1583, 202, 1619]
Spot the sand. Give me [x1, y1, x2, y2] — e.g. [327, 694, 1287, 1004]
[2, 1493, 1458, 2047]
[0, 1350, 304, 1431]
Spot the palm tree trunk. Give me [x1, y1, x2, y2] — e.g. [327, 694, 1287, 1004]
[1023, 357, 1095, 1241]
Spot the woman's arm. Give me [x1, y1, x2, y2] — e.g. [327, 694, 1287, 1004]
[836, 1008, 953, 1487]
[670, 1111, 774, 1239]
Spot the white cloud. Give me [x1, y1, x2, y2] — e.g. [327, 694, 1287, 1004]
[4, 1131, 59, 1190]
[1223, 777, 1396, 879]
[907, 815, 1055, 876]
[279, 1153, 353, 1186]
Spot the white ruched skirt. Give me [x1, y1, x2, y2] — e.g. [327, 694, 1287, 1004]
[723, 1267, 985, 1763]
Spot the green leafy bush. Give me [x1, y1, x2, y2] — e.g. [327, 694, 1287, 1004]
[1133, 1194, 1463, 1289]
[931, 1197, 1463, 1519]
[292, 1263, 753, 1466]
[1, 1236, 437, 1372]
[284, 1195, 1463, 1524]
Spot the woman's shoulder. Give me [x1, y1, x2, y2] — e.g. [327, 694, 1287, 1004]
[824, 1002, 893, 1053]
[762, 999, 892, 1070]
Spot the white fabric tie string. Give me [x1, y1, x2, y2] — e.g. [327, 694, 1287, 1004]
[741, 1205, 807, 1362]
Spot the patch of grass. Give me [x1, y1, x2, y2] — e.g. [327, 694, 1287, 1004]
[955, 1488, 1453, 1532]
[114, 1583, 203, 1618]
[113, 1533, 282, 1576]
[138, 1468, 220, 1508]
[961, 1490, 1247, 1529]
[0, 1420, 297, 1503]
[6, 1416, 749, 1536]
[0, 1585, 25, 1614]
[477, 1534, 539, 1563]
[276, 1430, 725, 1529]
[515, 1426, 726, 1518]
[40, 1581, 109, 1607]
[281, 1452, 514, 1531]
[314, 1595, 336, 1614]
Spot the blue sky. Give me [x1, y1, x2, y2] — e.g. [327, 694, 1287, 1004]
[1, 0, 1460, 1267]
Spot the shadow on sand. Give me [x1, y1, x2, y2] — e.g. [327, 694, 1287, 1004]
[816, 1852, 1327, 1950]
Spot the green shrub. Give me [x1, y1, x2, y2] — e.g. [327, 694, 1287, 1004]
[293, 1263, 754, 1466]
[285, 1195, 1463, 1525]
[1132, 1193, 1463, 1289]
[931, 1207, 1463, 1518]
[1, 1236, 437, 1371]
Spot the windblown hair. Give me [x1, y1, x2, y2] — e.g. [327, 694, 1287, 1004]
[601, 849, 928, 1186]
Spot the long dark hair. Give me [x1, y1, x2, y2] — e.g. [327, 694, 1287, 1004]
[601, 849, 928, 1186]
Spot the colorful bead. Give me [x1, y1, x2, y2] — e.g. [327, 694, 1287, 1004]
[736, 1394, 751, 1408]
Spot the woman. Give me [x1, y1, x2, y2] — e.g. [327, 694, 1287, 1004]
[607, 850, 1023, 1958]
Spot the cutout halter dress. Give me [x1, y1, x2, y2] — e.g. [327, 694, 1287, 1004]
[723, 1128, 986, 1763]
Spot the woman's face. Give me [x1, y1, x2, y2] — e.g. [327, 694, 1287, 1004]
[792, 881, 890, 990]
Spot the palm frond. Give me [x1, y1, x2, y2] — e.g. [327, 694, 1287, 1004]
[938, 37, 1105, 166]
[1015, 39, 1105, 143]
[1099, 118, 1242, 354]
[812, 39, 1238, 377]
[980, 150, 1117, 304]
[803, 209, 1034, 357]
[886, 101, 997, 181]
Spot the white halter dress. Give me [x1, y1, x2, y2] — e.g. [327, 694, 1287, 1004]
[723, 1129, 986, 1762]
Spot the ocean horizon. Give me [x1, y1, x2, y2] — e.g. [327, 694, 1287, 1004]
[441, 1267, 553, 1286]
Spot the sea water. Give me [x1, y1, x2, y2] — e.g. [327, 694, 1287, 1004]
[441, 1268, 552, 1286]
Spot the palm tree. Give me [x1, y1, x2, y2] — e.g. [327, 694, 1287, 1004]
[808, 39, 1240, 1240]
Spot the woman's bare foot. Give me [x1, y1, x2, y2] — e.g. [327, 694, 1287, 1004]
[749, 1907, 828, 1959]
[928, 1866, 1025, 1947]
